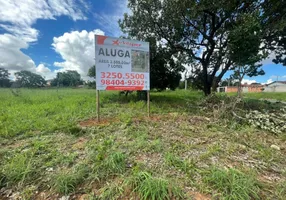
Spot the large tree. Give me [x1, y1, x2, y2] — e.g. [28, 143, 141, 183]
[0, 68, 11, 87]
[51, 70, 83, 87]
[119, 0, 286, 95]
[148, 38, 184, 90]
[15, 70, 46, 88]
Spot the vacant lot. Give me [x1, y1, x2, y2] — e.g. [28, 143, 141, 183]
[0, 89, 286, 200]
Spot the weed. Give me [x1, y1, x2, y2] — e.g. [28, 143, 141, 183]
[103, 152, 127, 175]
[21, 185, 37, 200]
[127, 171, 184, 200]
[164, 153, 189, 173]
[275, 181, 286, 200]
[1, 152, 35, 186]
[98, 181, 124, 200]
[200, 143, 222, 160]
[53, 167, 85, 195]
[203, 167, 260, 200]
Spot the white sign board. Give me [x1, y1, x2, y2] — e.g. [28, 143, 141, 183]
[95, 35, 150, 91]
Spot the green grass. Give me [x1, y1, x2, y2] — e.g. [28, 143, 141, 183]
[1, 152, 35, 186]
[126, 171, 184, 200]
[0, 88, 285, 199]
[0, 89, 200, 138]
[203, 167, 260, 200]
[244, 92, 286, 101]
[226, 91, 286, 101]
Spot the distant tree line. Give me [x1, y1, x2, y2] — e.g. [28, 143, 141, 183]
[0, 68, 84, 88]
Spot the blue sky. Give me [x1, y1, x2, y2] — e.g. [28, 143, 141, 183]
[0, 0, 285, 83]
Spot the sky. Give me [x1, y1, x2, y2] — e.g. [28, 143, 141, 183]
[0, 0, 285, 84]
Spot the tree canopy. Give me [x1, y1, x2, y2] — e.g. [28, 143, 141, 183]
[87, 65, 96, 78]
[119, 0, 286, 95]
[51, 70, 83, 87]
[0, 68, 11, 87]
[15, 70, 46, 88]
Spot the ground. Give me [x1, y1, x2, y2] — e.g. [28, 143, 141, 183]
[0, 89, 286, 200]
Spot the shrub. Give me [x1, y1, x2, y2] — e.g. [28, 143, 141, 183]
[203, 167, 260, 200]
[127, 171, 184, 200]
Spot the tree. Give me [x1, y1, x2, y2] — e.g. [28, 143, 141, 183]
[51, 70, 83, 87]
[87, 65, 96, 78]
[228, 12, 266, 96]
[119, 0, 286, 95]
[14, 70, 46, 88]
[231, 65, 265, 96]
[0, 68, 11, 87]
[148, 38, 184, 90]
[262, 0, 286, 66]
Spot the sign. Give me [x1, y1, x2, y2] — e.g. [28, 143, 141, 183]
[95, 35, 150, 91]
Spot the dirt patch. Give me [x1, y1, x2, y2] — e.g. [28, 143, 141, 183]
[72, 137, 88, 150]
[188, 192, 212, 200]
[79, 117, 119, 127]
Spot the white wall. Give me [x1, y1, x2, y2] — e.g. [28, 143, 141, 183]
[264, 83, 286, 92]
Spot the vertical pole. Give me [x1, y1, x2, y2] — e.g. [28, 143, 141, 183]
[147, 90, 150, 117]
[96, 90, 100, 122]
[185, 79, 187, 90]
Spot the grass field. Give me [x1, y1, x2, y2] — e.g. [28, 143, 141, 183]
[244, 92, 286, 102]
[0, 88, 286, 199]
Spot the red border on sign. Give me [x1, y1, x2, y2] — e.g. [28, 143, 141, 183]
[97, 36, 108, 45]
[106, 86, 144, 91]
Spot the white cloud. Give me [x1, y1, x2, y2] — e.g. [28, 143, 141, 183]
[52, 29, 104, 79]
[0, 0, 89, 42]
[0, 0, 89, 79]
[261, 79, 273, 85]
[35, 63, 55, 80]
[0, 34, 57, 79]
[93, 0, 129, 37]
[0, 34, 35, 72]
[241, 79, 257, 85]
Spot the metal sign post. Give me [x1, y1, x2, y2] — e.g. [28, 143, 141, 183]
[96, 90, 100, 122]
[147, 90, 150, 117]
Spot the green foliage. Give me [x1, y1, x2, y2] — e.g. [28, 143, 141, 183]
[164, 153, 192, 173]
[1, 152, 35, 186]
[229, 12, 265, 67]
[149, 39, 183, 90]
[127, 171, 184, 200]
[53, 164, 88, 195]
[1, 89, 286, 198]
[119, 0, 286, 95]
[98, 181, 124, 200]
[203, 167, 260, 200]
[87, 65, 96, 78]
[275, 181, 286, 199]
[14, 70, 46, 88]
[103, 152, 127, 175]
[51, 70, 83, 87]
[0, 68, 11, 87]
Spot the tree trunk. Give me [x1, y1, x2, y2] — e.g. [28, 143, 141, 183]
[203, 82, 212, 96]
[237, 77, 243, 97]
[202, 63, 211, 96]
